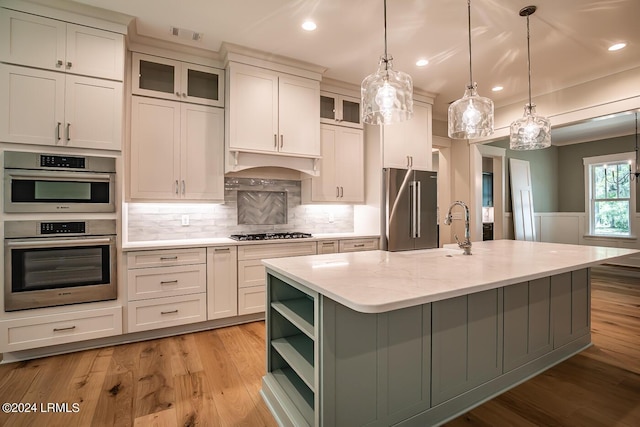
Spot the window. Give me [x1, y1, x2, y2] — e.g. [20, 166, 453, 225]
[584, 153, 636, 237]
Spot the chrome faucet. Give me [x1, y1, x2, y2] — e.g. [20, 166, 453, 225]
[444, 201, 472, 255]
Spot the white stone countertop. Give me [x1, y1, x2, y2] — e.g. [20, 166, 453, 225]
[262, 240, 638, 314]
[122, 233, 380, 251]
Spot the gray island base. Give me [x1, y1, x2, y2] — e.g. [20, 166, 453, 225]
[259, 240, 637, 426]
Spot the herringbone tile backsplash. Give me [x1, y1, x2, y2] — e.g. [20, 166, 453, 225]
[237, 191, 287, 225]
[127, 177, 354, 241]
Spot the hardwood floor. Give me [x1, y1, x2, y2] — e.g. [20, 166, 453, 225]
[0, 268, 638, 426]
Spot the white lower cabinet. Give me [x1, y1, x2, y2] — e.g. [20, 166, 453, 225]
[237, 242, 317, 315]
[0, 306, 122, 353]
[126, 248, 207, 332]
[127, 294, 207, 333]
[339, 237, 379, 252]
[207, 246, 238, 320]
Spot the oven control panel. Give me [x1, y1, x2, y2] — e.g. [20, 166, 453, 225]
[40, 222, 86, 234]
[40, 154, 86, 169]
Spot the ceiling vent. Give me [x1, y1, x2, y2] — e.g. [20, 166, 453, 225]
[170, 26, 202, 42]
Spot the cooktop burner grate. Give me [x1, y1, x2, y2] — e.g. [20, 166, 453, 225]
[229, 232, 313, 241]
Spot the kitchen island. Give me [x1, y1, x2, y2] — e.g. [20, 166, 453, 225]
[260, 240, 637, 427]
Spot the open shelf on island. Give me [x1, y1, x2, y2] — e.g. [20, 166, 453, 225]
[272, 298, 314, 339]
[272, 334, 314, 391]
[271, 367, 314, 426]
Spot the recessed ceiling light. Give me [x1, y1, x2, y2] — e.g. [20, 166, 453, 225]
[302, 20, 317, 31]
[492, 86, 504, 92]
[608, 42, 626, 51]
[416, 59, 429, 67]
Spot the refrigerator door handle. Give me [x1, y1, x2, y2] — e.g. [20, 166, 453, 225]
[411, 181, 418, 238]
[416, 180, 421, 238]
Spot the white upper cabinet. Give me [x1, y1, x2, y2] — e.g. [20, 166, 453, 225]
[0, 63, 123, 150]
[320, 91, 362, 129]
[303, 124, 364, 203]
[227, 62, 320, 157]
[130, 96, 224, 202]
[382, 101, 433, 170]
[132, 52, 224, 107]
[0, 9, 124, 81]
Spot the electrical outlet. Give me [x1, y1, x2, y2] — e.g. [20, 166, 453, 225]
[328, 212, 335, 223]
[181, 215, 189, 226]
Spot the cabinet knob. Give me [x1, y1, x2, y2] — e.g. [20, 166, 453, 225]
[176, 92, 180, 97]
[66, 61, 72, 69]
[182, 92, 187, 97]
[56, 60, 63, 67]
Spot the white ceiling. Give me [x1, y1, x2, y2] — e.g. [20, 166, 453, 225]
[66, 0, 640, 144]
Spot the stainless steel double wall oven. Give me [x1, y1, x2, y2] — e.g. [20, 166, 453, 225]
[3, 151, 117, 311]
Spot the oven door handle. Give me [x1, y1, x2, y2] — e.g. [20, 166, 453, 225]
[5, 169, 113, 182]
[6, 237, 114, 248]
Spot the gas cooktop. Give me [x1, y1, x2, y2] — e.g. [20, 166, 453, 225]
[229, 232, 313, 241]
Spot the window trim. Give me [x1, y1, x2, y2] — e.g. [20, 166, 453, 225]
[583, 152, 636, 238]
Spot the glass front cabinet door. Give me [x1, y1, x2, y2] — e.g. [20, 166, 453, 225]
[320, 91, 362, 128]
[132, 52, 224, 107]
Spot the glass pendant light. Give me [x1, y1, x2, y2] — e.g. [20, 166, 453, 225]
[361, 0, 413, 125]
[448, 0, 494, 139]
[510, 5, 551, 150]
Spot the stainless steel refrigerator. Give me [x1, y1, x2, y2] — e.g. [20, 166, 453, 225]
[382, 168, 438, 251]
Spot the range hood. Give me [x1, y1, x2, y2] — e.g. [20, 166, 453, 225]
[226, 149, 320, 176]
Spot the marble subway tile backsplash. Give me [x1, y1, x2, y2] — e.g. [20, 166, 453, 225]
[127, 177, 354, 241]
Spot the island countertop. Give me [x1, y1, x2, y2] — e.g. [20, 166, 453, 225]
[262, 239, 637, 313]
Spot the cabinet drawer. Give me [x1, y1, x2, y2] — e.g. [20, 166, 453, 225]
[238, 260, 267, 288]
[317, 240, 338, 254]
[238, 242, 317, 260]
[127, 248, 206, 268]
[0, 307, 122, 352]
[339, 238, 379, 252]
[127, 264, 206, 301]
[127, 294, 207, 333]
[239, 286, 266, 315]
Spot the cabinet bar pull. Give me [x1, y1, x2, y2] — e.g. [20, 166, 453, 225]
[280, 134, 283, 148]
[160, 256, 178, 260]
[182, 180, 186, 195]
[336, 186, 340, 198]
[322, 242, 333, 245]
[66, 123, 71, 142]
[215, 248, 230, 252]
[53, 326, 76, 332]
[161, 309, 179, 315]
[354, 244, 365, 247]
[407, 155, 410, 168]
[340, 186, 344, 198]
[274, 134, 278, 148]
[410, 156, 413, 167]
[175, 180, 179, 194]
[56, 122, 61, 141]
[160, 280, 178, 285]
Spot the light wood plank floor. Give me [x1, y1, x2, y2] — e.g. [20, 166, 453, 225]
[0, 268, 638, 426]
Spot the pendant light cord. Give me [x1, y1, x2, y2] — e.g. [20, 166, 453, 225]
[526, 13, 533, 108]
[467, 0, 473, 87]
[383, 0, 389, 70]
